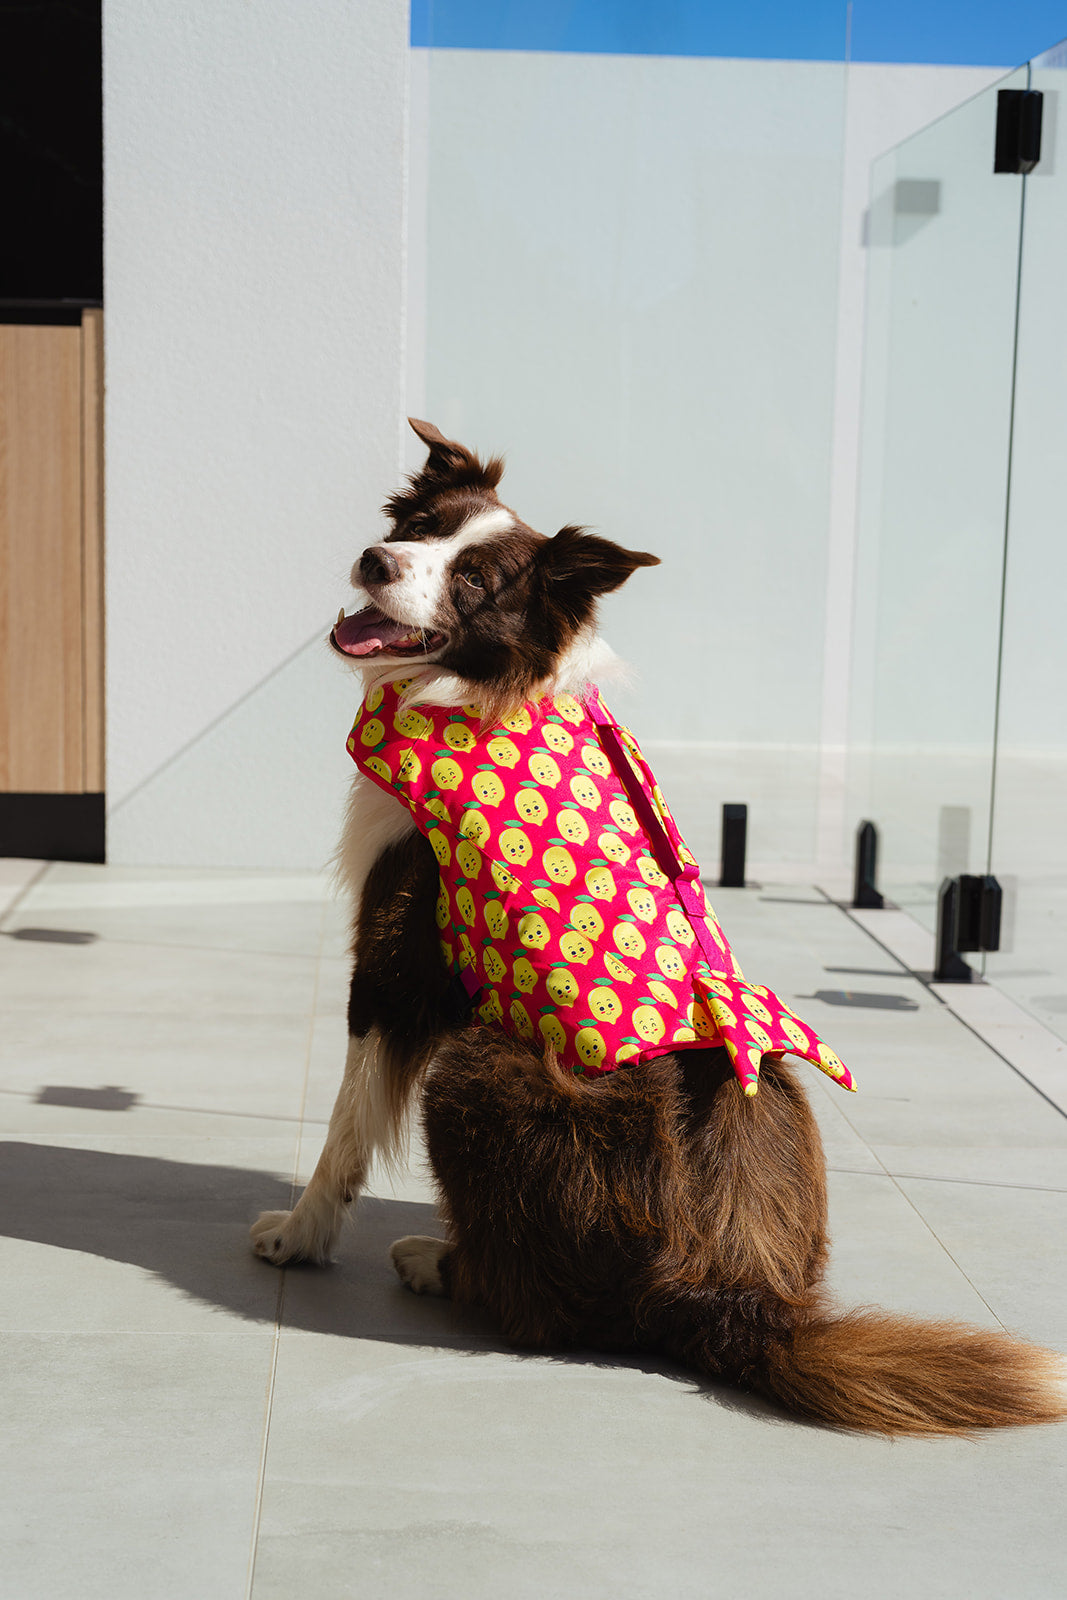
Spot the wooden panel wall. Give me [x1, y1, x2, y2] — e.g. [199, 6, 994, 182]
[0, 313, 104, 793]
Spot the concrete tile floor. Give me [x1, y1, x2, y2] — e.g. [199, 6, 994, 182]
[1, 864, 1065, 1599]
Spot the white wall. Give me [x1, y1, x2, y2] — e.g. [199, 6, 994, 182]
[103, 0, 409, 866]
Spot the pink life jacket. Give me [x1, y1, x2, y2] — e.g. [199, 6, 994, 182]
[347, 679, 855, 1097]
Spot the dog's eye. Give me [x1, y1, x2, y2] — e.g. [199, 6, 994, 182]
[461, 570, 485, 589]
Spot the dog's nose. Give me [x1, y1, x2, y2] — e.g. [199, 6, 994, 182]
[359, 544, 401, 586]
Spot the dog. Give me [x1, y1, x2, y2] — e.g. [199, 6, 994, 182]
[251, 418, 1066, 1434]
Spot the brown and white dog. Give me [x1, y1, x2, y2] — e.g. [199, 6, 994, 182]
[251, 419, 1066, 1435]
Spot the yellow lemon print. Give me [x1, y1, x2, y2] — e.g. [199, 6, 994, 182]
[655, 945, 687, 981]
[589, 987, 622, 1024]
[672, 1025, 698, 1044]
[604, 952, 635, 984]
[512, 956, 538, 993]
[648, 979, 675, 1006]
[554, 693, 584, 724]
[490, 861, 521, 895]
[515, 790, 548, 826]
[781, 1016, 809, 1053]
[636, 855, 669, 889]
[528, 751, 562, 787]
[458, 809, 491, 848]
[632, 1005, 666, 1044]
[571, 903, 605, 940]
[745, 1019, 773, 1052]
[472, 770, 505, 807]
[428, 828, 451, 868]
[546, 968, 579, 1007]
[747, 1045, 763, 1071]
[435, 886, 450, 930]
[394, 706, 430, 739]
[510, 999, 534, 1042]
[710, 1000, 737, 1030]
[443, 722, 476, 752]
[543, 845, 577, 885]
[364, 755, 391, 783]
[439, 939, 453, 968]
[613, 921, 646, 958]
[742, 993, 773, 1026]
[360, 717, 385, 747]
[627, 887, 657, 923]
[501, 708, 533, 735]
[559, 930, 594, 964]
[518, 912, 551, 950]
[597, 831, 631, 864]
[570, 775, 601, 811]
[585, 866, 616, 901]
[608, 799, 640, 835]
[691, 1002, 716, 1039]
[575, 1026, 606, 1068]
[556, 809, 590, 846]
[679, 844, 697, 866]
[580, 745, 612, 777]
[701, 976, 734, 999]
[431, 755, 463, 790]
[616, 1040, 641, 1063]
[397, 749, 421, 786]
[539, 1013, 567, 1052]
[665, 909, 695, 946]
[531, 885, 561, 914]
[484, 901, 508, 941]
[462, 701, 482, 719]
[818, 1043, 845, 1077]
[543, 723, 575, 754]
[483, 947, 507, 984]
[456, 840, 482, 880]
[487, 736, 520, 768]
[365, 687, 384, 713]
[424, 796, 449, 824]
[500, 827, 532, 866]
[458, 933, 476, 967]
[455, 887, 476, 927]
[479, 991, 504, 1025]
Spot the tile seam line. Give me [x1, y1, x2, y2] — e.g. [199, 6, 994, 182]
[816, 888, 1067, 1124]
[0, 862, 53, 932]
[245, 896, 328, 1598]
[827, 1163, 1067, 1196]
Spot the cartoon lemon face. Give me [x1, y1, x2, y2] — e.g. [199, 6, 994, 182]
[531, 885, 561, 914]
[616, 1040, 641, 1063]
[472, 770, 505, 807]
[512, 956, 538, 993]
[455, 886, 476, 927]
[528, 751, 562, 787]
[575, 1027, 607, 1068]
[636, 855, 669, 889]
[589, 987, 622, 1024]
[546, 968, 579, 1007]
[539, 1013, 567, 1052]
[781, 1016, 809, 1053]
[580, 745, 612, 777]
[443, 721, 476, 752]
[364, 755, 391, 783]
[500, 827, 532, 866]
[559, 930, 594, 965]
[543, 845, 577, 885]
[655, 945, 686, 981]
[604, 951, 635, 984]
[458, 932, 476, 967]
[608, 799, 640, 835]
[360, 717, 385, 747]
[692, 1002, 716, 1038]
[428, 828, 451, 868]
[479, 990, 504, 1025]
[397, 749, 421, 786]
[487, 736, 520, 768]
[632, 1005, 666, 1044]
[458, 809, 491, 849]
[425, 796, 449, 824]
[484, 900, 508, 941]
[742, 993, 773, 1026]
[597, 831, 631, 865]
[665, 908, 695, 947]
[571, 904, 605, 941]
[701, 976, 733, 999]
[613, 921, 646, 958]
[490, 862, 520, 895]
[556, 809, 590, 845]
[483, 947, 507, 984]
[570, 775, 601, 811]
[518, 912, 551, 951]
[627, 887, 657, 923]
[818, 1043, 845, 1078]
[672, 1025, 698, 1044]
[435, 886, 450, 930]
[554, 693, 584, 724]
[431, 755, 463, 790]
[501, 708, 533, 735]
[543, 723, 575, 754]
[710, 1000, 736, 1030]
[456, 841, 482, 880]
[744, 1019, 773, 1052]
[439, 938, 453, 967]
[393, 707, 430, 739]
[648, 979, 675, 1006]
[515, 790, 548, 826]
[365, 686, 384, 713]
[585, 866, 616, 901]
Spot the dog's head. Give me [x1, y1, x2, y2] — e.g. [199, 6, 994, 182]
[332, 419, 658, 707]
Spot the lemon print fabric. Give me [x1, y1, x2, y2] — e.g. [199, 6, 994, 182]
[346, 681, 855, 1096]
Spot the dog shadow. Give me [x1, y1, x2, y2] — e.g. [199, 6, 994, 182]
[0, 1140, 795, 1428]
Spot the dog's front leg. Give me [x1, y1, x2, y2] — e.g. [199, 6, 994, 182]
[250, 1026, 386, 1266]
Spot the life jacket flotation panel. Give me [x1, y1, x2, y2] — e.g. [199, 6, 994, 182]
[347, 679, 854, 1097]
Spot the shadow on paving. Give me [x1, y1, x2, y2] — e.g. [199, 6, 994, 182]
[0, 1140, 792, 1428]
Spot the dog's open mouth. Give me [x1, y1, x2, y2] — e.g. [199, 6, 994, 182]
[331, 606, 446, 659]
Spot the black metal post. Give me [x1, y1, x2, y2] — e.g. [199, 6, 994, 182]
[852, 820, 884, 909]
[719, 803, 747, 888]
[934, 877, 973, 982]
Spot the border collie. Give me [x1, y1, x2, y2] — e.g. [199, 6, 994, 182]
[251, 419, 1065, 1434]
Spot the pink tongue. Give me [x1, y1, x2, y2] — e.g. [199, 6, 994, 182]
[334, 607, 412, 656]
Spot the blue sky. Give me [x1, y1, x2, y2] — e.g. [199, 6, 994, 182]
[410, 1, 1067, 67]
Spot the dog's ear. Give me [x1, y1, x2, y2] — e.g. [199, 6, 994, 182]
[537, 525, 660, 599]
[404, 417, 504, 493]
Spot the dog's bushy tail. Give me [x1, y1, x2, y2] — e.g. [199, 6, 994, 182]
[741, 1309, 1066, 1435]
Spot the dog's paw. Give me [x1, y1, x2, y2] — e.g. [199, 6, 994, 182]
[390, 1235, 448, 1296]
[250, 1209, 331, 1267]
